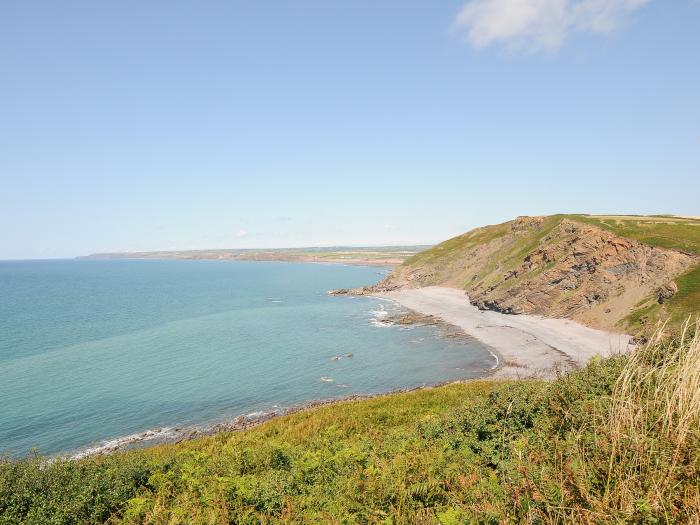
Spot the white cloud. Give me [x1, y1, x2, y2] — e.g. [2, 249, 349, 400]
[453, 0, 650, 51]
[235, 229, 248, 238]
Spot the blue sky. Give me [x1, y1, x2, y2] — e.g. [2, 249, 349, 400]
[1, 1, 698, 259]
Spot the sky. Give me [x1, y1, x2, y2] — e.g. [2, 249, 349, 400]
[1, 1, 698, 259]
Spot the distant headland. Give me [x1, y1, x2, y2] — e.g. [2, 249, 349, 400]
[78, 245, 430, 267]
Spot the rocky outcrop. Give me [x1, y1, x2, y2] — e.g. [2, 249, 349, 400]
[656, 282, 678, 304]
[472, 220, 694, 327]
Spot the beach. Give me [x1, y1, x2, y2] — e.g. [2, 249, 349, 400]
[380, 286, 634, 378]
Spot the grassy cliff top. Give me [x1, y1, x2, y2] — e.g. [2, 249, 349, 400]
[406, 214, 700, 267]
[564, 214, 700, 255]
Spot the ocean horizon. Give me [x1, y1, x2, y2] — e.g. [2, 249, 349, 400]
[0, 259, 494, 458]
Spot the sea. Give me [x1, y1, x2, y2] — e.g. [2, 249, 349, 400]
[0, 259, 495, 457]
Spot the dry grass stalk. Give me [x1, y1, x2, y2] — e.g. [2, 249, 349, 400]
[605, 317, 700, 516]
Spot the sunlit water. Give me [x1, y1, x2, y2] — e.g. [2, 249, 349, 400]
[0, 259, 494, 457]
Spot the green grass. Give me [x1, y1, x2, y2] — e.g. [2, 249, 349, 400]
[404, 221, 512, 267]
[401, 216, 564, 291]
[668, 265, 700, 324]
[3, 326, 700, 524]
[502, 215, 563, 265]
[566, 215, 700, 255]
[474, 215, 563, 291]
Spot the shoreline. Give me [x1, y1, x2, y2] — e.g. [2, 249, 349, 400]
[65, 298, 497, 461]
[378, 286, 634, 379]
[60, 286, 632, 460]
[67, 377, 492, 460]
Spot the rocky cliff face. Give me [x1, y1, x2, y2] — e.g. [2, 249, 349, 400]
[467, 219, 694, 328]
[357, 217, 697, 331]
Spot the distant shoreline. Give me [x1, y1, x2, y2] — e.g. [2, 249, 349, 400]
[77, 246, 430, 268]
[78, 256, 401, 268]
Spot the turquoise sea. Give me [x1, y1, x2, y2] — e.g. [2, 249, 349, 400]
[0, 260, 494, 457]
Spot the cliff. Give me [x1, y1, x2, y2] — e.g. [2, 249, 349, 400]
[352, 215, 700, 332]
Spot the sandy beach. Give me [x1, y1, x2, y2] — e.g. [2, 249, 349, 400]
[381, 286, 634, 378]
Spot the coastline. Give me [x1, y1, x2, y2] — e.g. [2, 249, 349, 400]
[64, 294, 494, 460]
[78, 256, 402, 268]
[62, 285, 633, 460]
[68, 378, 488, 460]
[378, 286, 635, 379]
[76, 246, 431, 268]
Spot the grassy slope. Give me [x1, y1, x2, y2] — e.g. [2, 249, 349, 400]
[403, 221, 513, 267]
[400, 216, 565, 291]
[3, 327, 700, 524]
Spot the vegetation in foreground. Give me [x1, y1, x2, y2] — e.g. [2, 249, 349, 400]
[2, 321, 699, 524]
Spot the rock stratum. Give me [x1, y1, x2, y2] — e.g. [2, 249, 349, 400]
[339, 215, 700, 332]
